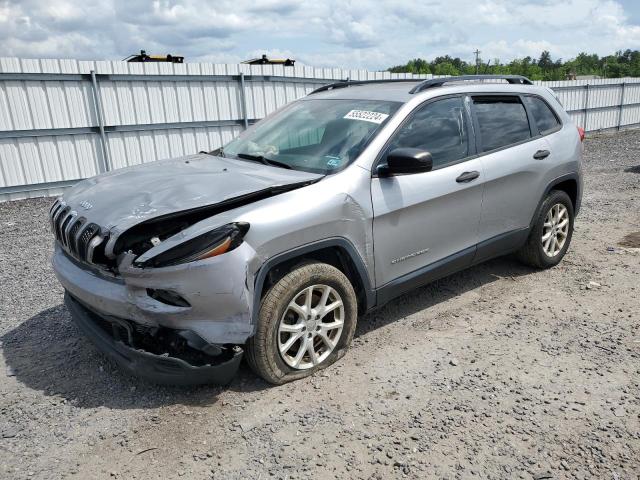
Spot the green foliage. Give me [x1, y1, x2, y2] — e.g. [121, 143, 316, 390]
[387, 50, 640, 80]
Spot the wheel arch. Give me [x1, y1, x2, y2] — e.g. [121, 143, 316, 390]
[530, 173, 580, 229]
[251, 238, 375, 329]
[550, 178, 578, 212]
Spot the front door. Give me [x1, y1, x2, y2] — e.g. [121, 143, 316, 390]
[371, 96, 483, 290]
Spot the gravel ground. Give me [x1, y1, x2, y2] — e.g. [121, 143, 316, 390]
[1, 131, 639, 480]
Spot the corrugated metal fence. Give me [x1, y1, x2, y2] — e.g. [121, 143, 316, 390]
[1, 57, 639, 202]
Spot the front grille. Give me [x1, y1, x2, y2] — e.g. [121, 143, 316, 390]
[49, 199, 108, 266]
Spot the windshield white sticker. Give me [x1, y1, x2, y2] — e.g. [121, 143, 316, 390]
[343, 110, 389, 124]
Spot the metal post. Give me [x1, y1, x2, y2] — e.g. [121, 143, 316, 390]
[618, 82, 626, 131]
[583, 84, 590, 132]
[89, 70, 111, 172]
[239, 72, 249, 129]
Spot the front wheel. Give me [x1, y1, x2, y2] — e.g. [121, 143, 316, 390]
[246, 262, 358, 385]
[517, 190, 575, 269]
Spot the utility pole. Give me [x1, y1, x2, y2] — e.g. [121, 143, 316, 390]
[474, 49, 481, 74]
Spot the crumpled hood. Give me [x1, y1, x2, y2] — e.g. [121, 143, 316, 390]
[63, 153, 323, 234]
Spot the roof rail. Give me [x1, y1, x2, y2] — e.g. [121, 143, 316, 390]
[409, 75, 533, 94]
[308, 75, 534, 96]
[309, 79, 419, 95]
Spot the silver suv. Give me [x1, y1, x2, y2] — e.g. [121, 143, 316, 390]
[51, 75, 583, 385]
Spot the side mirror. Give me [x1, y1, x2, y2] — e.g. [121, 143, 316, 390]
[377, 148, 433, 176]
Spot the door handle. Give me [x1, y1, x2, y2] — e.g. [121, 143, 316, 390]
[533, 149, 550, 160]
[456, 171, 480, 183]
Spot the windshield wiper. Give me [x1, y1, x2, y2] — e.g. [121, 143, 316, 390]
[236, 152, 292, 169]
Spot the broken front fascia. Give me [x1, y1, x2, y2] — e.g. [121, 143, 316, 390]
[54, 238, 259, 347]
[65, 293, 243, 386]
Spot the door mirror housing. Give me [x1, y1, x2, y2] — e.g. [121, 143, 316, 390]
[378, 148, 433, 176]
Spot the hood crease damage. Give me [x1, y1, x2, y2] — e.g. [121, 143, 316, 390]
[111, 178, 322, 260]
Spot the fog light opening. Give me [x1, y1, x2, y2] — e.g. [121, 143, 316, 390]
[147, 289, 191, 308]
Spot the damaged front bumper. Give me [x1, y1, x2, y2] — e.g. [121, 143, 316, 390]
[65, 293, 243, 385]
[52, 242, 257, 345]
[52, 240, 258, 385]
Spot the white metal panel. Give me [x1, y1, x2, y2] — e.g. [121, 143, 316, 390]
[45, 81, 72, 127]
[0, 82, 14, 130]
[0, 139, 24, 186]
[624, 83, 640, 104]
[622, 104, 640, 126]
[73, 135, 102, 178]
[5, 81, 33, 130]
[65, 81, 94, 127]
[25, 81, 53, 129]
[586, 107, 617, 131]
[56, 136, 83, 179]
[0, 133, 100, 187]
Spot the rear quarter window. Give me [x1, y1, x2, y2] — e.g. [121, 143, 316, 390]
[523, 96, 561, 134]
[473, 97, 531, 152]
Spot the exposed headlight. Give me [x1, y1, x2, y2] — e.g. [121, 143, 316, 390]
[135, 222, 249, 268]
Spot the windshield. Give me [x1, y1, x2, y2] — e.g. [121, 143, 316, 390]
[223, 99, 401, 174]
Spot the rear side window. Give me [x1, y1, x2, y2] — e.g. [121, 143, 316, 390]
[473, 97, 531, 152]
[523, 96, 560, 134]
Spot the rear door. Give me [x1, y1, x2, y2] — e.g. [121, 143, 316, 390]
[371, 95, 484, 288]
[471, 94, 555, 260]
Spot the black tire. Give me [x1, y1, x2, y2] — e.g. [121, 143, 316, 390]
[517, 190, 574, 269]
[246, 262, 358, 385]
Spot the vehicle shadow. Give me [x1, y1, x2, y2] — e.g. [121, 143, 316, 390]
[1, 304, 267, 410]
[355, 255, 532, 337]
[2, 256, 532, 410]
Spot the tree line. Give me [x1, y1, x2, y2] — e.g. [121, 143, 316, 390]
[387, 50, 640, 80]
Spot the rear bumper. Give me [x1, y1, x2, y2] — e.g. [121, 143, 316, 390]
[65, 293, 243, 385]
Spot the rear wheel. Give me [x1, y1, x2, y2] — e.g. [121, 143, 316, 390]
[246, 262, 357, 384]
[517, 190, 574, 269]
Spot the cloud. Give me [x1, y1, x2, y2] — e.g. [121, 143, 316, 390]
[0, 0, 639, 69]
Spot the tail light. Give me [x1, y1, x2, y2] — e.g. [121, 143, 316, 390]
[577, 126, 585, 142]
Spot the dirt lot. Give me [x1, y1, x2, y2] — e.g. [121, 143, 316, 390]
[1, 132, 639, 480]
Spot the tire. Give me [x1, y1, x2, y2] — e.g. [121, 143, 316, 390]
[246, 262, 358, 385]
[517, 190, 574, 269]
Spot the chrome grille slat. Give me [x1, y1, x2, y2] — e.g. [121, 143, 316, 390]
[86, 234, 104, 264]
[67, 218, 84, 255]
[60, 211, 77, 247]
[49, 199, 61, 215]
[52, 202, 66, 229]
[55, 207, 71, 242]
[77, 223, 99, 259]
[49, 203, 62, 231]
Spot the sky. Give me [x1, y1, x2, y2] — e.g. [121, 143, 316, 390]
[1, 0, 639, 70]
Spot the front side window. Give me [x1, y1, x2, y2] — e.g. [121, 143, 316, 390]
[223, 99, 401, 174]
[523, 96, 560, 134]
[473, 97, 531, 152]
[385, 96, 469, 169]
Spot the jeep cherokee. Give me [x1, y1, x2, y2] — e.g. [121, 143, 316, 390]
[50, 75, 583, 385]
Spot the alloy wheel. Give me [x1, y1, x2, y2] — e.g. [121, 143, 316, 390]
[277, 284, 344, 370]
[542, 203, 570, 257]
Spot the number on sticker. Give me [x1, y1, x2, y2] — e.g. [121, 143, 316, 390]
[343, 110, 389, 124]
